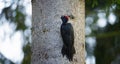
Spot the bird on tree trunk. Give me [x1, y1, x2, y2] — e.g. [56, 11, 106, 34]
[60, 15, 76, 61]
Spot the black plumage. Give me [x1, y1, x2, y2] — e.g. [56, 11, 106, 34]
[60, 16, 75, 61]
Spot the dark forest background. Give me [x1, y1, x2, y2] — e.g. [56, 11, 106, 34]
[86, 0, 120, 64]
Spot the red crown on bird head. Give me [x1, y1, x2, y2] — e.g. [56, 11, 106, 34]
[64, 15, 69, 20]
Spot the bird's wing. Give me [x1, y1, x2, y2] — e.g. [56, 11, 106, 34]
[68, 23, 74, 45]
[60, 23, 74, 46]
[61, 24, 69, 46]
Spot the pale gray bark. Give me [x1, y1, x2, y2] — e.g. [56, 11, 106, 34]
[32, 0, 85, 64]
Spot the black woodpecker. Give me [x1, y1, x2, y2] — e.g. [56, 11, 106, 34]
[60, 15, 75, 61]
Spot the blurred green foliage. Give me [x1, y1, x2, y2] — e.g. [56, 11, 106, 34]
[0, 4, 27, 30]
[86, 0, 118, 9]
[22, 43, 31, 64]
[86, 0, 120, 16]
[0, 1, 31, 64]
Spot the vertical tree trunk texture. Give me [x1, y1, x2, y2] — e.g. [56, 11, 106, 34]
[32, 0, 85, 64]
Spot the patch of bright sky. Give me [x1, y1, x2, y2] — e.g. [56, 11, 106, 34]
[4, 0, 11, 7]
[85, 26, 91, 35]
[11, 2, 17, 10]
[97, 10, 116, 28]
[24, 28, 31, 45]
[0, 17, 24, 64]
[86, 56, 95, 64]
[97, 12, 107, 28]
[24, 0, 32, 16]
[86, 37, 96, 49]
[97, 18, 107, 28]
[108, 12, 116, 25]
[0, 1, 5, 14]
[111, 5, 116, 10]
[86, 17, 94, 25]
[18, 0, 32, 16]
[97, 12, 106, 18]
[25, 14, 32, 28]
[0, 0, 31, 63]
[86, 37, 96, 57]
[24, 0, 32, 43]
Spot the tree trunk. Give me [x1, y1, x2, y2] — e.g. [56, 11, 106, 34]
[32, 0, 85, 64]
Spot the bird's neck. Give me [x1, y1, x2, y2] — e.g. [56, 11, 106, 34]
[62, 22, 67, 25]
[62, 21, 68, 24]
